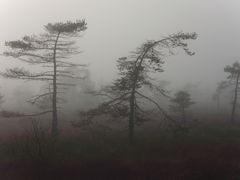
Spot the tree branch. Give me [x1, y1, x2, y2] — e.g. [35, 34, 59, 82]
[135, 91, 176, 124]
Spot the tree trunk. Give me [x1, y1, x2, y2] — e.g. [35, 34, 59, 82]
[231, 72, 240, 124]
[128, 44, 156, 145]
[217, 95, 220, 113]
[182, 107, 186, 126]
[129, 89, 135, 145]
[51, 32, 60, 137]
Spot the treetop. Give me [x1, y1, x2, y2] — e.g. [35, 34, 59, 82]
[171, 90, 195, 108]
[45, 19, 87, 34]
[224, 61, 240, 79]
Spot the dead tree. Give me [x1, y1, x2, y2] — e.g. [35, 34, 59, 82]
[224, 61, 240, 124]
[2, 20, 87, 137]
[78, 32, 197, 145]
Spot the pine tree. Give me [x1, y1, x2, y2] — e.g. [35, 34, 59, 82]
[79, 32, 197, 144]
[2, 20, 87, 137]
[224, 61, 240, 123]
[170, 90, 195, 126]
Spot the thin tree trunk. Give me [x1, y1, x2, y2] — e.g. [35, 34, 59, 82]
[231, 72, 240, 124]
[182, 107, 186, 126]
[128, 41, 163, 145]
[217, 95, 220, 112]
[128, 58, 144, 145]
[51, 32, 60, 137]
[129, 88, 136, 145]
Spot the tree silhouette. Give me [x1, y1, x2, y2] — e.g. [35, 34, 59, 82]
[0, 93, 4, 108]
[170, 90, 195, 126]
[224, 61, 240, 124]
[2, 20, 87, 137]
[79, 32, 197, 144]
[212, 81, 230, 112]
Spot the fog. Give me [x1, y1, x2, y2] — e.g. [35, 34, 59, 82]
[0, 0, 239, 131]
[1, 0, 240, 84]
[0, 1, 240, 179]
[0, 0, 238, 110]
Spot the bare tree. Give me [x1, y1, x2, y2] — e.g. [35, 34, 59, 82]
[79, 32, 197, 144]
[2, 20, 87, 137]
[224, 61, 240, 124]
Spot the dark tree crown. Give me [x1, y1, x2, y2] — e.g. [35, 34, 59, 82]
[171, 91, 195, 109]
[224, 61, 240, 78]
[111, 32, 197, 93]
[45, 20, 87, 34]
[5, 40, 32, 50]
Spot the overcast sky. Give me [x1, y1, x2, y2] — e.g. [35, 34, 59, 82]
[0, 0, 240, 93]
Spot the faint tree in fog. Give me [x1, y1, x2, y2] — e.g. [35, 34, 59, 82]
[158, 80, 171, 89]
[224, 61, 240, 124]
[35, 84, 52, 111]
[212, 81, 230, 112]
[79, 32, 197, 144]
[170, 91, 194, 126]
[2, 20, 87, 137]
[0, 93, 4, 108]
